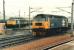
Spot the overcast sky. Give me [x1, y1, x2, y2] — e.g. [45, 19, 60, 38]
[0, 0, 72, 19]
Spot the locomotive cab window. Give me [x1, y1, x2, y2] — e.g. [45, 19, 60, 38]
[33, 15, 48, 22]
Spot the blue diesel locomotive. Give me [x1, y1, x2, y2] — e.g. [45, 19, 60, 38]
[32, 14, 68, 36]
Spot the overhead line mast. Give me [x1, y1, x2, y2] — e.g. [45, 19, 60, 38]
[71, 0, 74, 36]
[3, 0, 5, 22]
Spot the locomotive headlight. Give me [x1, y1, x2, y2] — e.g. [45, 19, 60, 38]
[51, 23, 54, 27]
[62, 19, 65, 26]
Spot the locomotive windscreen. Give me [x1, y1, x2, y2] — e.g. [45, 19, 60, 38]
[33, 15, 47, 22]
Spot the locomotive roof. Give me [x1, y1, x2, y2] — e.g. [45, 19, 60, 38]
[35, 14, 67, 18]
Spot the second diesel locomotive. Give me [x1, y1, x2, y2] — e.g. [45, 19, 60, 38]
[6, 17, 29, 29]
[32, 14, 68, 36]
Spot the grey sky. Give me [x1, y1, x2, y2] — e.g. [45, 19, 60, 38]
[0, 0, 72, 19]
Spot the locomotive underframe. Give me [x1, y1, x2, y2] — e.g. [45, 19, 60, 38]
[32, 27, 69, 36]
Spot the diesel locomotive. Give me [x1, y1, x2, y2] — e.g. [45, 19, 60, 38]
[6, 17, 29, 29]
[32, 14, 68, 36]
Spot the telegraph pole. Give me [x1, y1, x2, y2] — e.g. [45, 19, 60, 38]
[71, 0, 74, 36]
[3, 0, 6, 34]
[24, 12, 25, 17]
[29, 6, 31, 32]
[19, 10, 20, 18]
[3, 0, 5, 22]
[19, 10, 20, 29]
[29, 6, 30, 23]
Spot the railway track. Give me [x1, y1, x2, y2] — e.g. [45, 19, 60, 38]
[0, 32, 73, 50]
[1, 34, 73, 50]
[0, 35, 34, 48]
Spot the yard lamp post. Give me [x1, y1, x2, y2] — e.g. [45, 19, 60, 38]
[71, 0, 74, 36]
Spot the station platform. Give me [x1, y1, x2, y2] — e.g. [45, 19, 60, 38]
[2, 34, 73, 50]
[50, 40, 74, 50]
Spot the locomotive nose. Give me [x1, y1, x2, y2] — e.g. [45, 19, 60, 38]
[35, 22, 44, 28]
[32, 22, 49, 28]
[32, 22, 44, 28]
